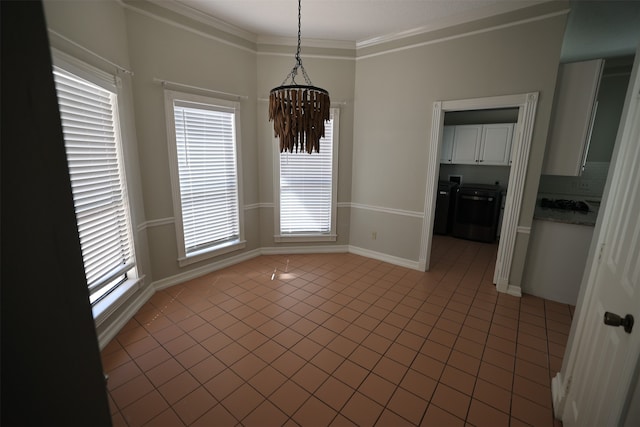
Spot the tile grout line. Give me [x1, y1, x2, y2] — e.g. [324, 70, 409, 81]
[104, 244, 571, 427]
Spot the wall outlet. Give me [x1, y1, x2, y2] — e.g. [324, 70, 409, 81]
[372, 231, 377, 240]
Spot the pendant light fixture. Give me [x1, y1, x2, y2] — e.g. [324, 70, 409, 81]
[269, 0, 330, 154]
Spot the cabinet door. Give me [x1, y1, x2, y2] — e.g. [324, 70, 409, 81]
[542, 59, 604, 176]
[452, 125, 481, 164]
[441, 126, 454, 163]
[480, 123, 514, 165]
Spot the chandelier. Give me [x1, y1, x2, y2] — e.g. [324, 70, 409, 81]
[269, 0, 330, 154]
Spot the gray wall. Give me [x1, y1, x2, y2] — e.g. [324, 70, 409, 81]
[42, 0, 573, 334]
[124, 5, 260, 281]
[350, 2, 568, 279]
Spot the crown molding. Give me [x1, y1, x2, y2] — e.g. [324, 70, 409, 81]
[146, 0, 257, 43]
[124, 0, 568, 55]
[356, 6, 570, 59]
[257, 35, 355, 51]
[356, 0, 546, 49]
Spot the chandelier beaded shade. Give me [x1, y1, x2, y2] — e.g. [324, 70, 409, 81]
[269, 0, 330, 154]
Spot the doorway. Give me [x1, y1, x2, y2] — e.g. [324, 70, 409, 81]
[437, 108, 516, 242]
[419, 92, 539, 295]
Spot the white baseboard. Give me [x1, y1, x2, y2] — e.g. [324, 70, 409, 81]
[97, 283, 155, 350]
[348, 245, 421, 270]
[260, 245, 348, 255]
[552, 372, 566, 419]
[98, 244, 419, 349]
[507, 284, 522, 297]
[153, 248, 262, 291]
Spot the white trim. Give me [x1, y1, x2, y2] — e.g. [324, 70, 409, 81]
[48, 30, 133, 75]
[154, 249, 262, 291]
[274, 234, 338, 243]
[257, 36, 355, 51]
[51, 48, 117, 92]
[248, 202, 357, 211]
[349, 245, 421, 271]
[421, 93, 539, 295]
[96, 282, 154, 350]
[92, 276, 143, 327]
[125, 0, 566, 57]
[99, 244, 419, 349]
[256, 50, 355, 61]
[154, 78, 248, 100]
[164, 90, 245, 266]
[122, 1, 256, 54]
[350, 202, 424, 219]
[260, 245, 348, 256]
[494, 93, 539, 292]
[140, 0, 257, 43]
[356, 9, 569, 60]
[136, 217, 175, 232]
[420, 101, 443, 268]
[245, 203, 274, 210]
[552, 372, 567, 418]
[356, 2, 563, 49]
[177, 240, 247, 267]
[517, 226, 532, 235]
[506, 285, 522, 297]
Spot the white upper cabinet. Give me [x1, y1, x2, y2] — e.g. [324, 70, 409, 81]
[542, 59, 604, 176]
[452, 125, 481, 164]
[480, 123, 514, 165]
[444, 123, 514, 166]
[441, 126, 455, 164]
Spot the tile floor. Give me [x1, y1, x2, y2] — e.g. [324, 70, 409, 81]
[103, 236, 573, 426]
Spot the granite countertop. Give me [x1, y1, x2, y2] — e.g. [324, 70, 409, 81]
[533, 195, 600, 227]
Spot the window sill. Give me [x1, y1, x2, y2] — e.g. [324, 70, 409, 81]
[178, 239, 246, 267]
[275, 233, 337, 243]
[92, 277, 142, 327]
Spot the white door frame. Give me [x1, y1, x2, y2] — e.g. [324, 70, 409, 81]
[419, 92, 539, 296]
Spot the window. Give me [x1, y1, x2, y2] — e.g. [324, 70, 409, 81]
[275, 108, 339, 242]
[52, 62, 136, 307]
[165, 91, 244, 265]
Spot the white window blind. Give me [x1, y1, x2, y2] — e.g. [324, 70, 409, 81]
[53, 66, 135, 305]
[279, 114, 336, 235]
[172, 101, 240, 255]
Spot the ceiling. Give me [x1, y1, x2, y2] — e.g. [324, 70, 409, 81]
[151, 0, 546, 46]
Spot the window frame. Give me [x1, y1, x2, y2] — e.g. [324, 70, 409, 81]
[164, 90, 245, 266]
[274, 107, 340, 243]
[51, 50, 140, 325]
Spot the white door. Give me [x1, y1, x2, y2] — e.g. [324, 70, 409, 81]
[480, 123, 513, 165]
[452, 125, 481, 164]
[561, 49, 640, 426]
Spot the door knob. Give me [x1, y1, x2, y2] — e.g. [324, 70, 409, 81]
[604, 312, 634, 333]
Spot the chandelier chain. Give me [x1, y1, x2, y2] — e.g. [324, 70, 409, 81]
[295, 0, 302, 64]
[269, 0, 330, 154]
[281, 0, 313, 87]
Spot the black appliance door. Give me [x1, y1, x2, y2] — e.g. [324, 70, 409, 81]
[456, 194, 497, 227]
[452, 189, 501, 242]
